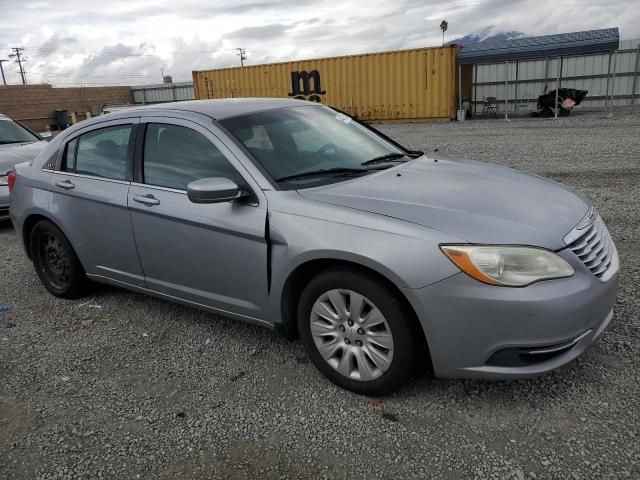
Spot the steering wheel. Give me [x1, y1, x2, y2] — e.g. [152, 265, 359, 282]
[317, 143, 338, 155]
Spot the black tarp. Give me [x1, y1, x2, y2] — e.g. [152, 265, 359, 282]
[532, 89, 588, 117]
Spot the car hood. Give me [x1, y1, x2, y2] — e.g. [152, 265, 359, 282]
[298, 157, 589, 250]
[0, 141, 48, 174]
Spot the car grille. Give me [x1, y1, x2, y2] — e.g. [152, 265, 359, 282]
[566, 213, 615, 279]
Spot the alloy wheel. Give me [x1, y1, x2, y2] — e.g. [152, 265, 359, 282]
[310, 289, 394, 381]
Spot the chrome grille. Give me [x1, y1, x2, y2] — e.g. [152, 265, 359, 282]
[566, 213, 616, 280]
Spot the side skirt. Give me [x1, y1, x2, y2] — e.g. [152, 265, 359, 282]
[86, 273, 274, 330]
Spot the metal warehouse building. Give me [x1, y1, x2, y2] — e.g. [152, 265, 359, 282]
[458, 27, 639, 115]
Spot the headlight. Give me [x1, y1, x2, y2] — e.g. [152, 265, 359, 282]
[440, 245, 575, 287]
[0, 175, 7, 186]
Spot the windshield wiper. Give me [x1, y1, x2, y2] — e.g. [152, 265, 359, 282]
[361, 153, 408, 166]
[276, 167, 369, 183]
[0, 140, 29, 145]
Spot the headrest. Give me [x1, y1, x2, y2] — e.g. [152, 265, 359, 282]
[234, 128, 254, 143]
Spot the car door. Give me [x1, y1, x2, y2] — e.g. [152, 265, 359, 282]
[128, 116, 269, 322]
[49, 118, 146, 287]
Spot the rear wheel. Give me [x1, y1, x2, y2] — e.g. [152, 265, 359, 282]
[30, 220, 88, 299]
[297, 269, 419, 395]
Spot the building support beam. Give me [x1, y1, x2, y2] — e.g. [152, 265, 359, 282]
[543, 57, 549, 93]
[514, 60, 519, 114]
[504, 60, 509, 121]
[607, 50, 618, 118]
[473, 64, 478, 115]
[458, 62, 462, 114]
[605, 51, 612, 109]
[632, 45, 640, 106]
[554, 56, 561, 119]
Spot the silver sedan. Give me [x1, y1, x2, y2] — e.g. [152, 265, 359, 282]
[9, 99, 619, 395]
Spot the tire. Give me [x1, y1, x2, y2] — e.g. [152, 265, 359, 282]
[297, 268, 419, 396]
[29, 220, 88, 299]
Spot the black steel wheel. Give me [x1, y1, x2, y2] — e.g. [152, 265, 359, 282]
[30, 220, 88, 298]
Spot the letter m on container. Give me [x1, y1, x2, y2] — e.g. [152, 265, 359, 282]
[289, 70, 326, 100]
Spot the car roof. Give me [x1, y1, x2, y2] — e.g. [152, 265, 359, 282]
[105, 98, 320, 122]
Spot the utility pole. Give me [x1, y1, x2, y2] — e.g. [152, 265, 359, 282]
[236, 48, 247, 67]
[8, 47, 27, 85]
[0, 59, 8, 85]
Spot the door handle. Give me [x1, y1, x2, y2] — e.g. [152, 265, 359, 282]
[133, 194, 160, 206]
[55, 179, 75, 190]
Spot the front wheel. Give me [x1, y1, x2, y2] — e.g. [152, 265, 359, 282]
[30, 220, 88, 299]
[297, 269, 419, 396]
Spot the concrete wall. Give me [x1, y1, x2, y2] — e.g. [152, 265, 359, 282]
[0, 84, 133, 131]
[471, 38, 640, 113]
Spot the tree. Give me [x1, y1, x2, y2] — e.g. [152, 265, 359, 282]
[440, 20, 448, 46]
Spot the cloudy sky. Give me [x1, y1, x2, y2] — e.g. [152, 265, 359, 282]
[0, 0, 638, 87]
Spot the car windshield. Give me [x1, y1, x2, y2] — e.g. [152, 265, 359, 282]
[220, 105, 408, 188]
[0, 117, 40, 144]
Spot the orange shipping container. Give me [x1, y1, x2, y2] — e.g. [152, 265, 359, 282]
[192, 45, 459, 122]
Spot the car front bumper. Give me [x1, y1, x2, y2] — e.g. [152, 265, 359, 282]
[403, 248, 619, 379]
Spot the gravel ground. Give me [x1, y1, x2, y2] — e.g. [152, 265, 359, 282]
[1, 106, 639, 480]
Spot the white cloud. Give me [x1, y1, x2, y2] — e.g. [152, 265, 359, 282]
[0, 0, 638, 86]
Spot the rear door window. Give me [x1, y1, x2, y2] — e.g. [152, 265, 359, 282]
[62, 125, 133, 180]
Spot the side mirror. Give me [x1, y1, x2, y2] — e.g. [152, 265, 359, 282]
[187, 177, 247, 204]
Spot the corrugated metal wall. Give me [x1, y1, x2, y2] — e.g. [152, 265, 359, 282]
[132, 81, 195, 104]
[193, 46, 459, 121]
[471, 38, 640, 113]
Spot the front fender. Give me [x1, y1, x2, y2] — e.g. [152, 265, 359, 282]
[264, 196, 463, 325]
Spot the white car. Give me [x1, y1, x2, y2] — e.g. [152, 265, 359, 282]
[0, 114, 49, 220]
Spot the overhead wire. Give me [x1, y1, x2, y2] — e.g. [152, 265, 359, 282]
[20, 46, 244, 57]
[6, 46, 248, 85]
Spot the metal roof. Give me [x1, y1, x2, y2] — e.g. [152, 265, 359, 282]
[101, 98, 320, 121]
[458, 28, 620, 64]
[130, 81, 195, 89]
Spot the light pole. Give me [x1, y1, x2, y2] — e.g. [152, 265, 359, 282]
[440, 20, 448, 46]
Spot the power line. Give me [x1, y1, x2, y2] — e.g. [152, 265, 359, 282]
[39, 81, 139, 86]
[31, 72, 156, 78]
[3, 44, 253, 85]
[21, 46, 243, 58]
[8, 47, 27, 84]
